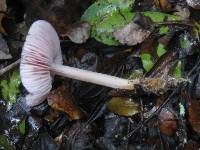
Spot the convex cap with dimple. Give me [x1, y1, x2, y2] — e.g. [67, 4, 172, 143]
[20, 20, 63, 106]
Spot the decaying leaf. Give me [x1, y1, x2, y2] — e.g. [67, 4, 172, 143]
[159, 108, 177, 136]
[47, 85, 83, 120]
[107, 97, 139, 117]
[183, 140, 200, 150]
[0, 13, 6, 34]
[155, 0, 171, 11]
[113, 21, 151, 46]
[0, 34, 12, 60]
[175, 6, 190, 20]
[0, 0, 6, 12]
[64, 22, 90, 44]
[0, 1, 6, 35]
[188, 97, 200, 135]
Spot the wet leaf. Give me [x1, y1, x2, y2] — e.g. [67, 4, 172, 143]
[82, 0, 134, 45]
[0, 70, 21, 104]
[142, 11, 182, 22]
[173, 61, 182, 79]
[81, 0, 134, 25]
[140, 53, 154, 72]
[180, 34, 191, 49]
[157, 43, 166, 57]
[159, 26, 169, 34]
[159, 108, 177, 136]
[107, 97, 139, 116]
[48, 85, 83, 120]
[19, 120, 26, 135]
[82, 0, 182, 45]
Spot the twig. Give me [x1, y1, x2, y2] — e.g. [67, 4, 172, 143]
[154, 21, 194, 27]
[0, 59, 21, 76]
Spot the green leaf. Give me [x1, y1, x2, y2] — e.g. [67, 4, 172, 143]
[0, 70, 21, 104]
[82, 0, 182, 46]
[0, 135, 15, 150]
[140, 53, 154, 72]
[159, 26, 169, 34]
[0, 80, 9, 100]
[173, 61, 182, 78]
[19, 120, 26, 135]
[142, 11, 182, 22]
[157, 43, 167, 57]
[179, 35, 190, 49]
[82, 0, 135, 45]
[107, 97, 139, 116]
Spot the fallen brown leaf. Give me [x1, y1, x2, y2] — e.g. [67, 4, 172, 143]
[107, 97, 139, 117]
[159, 108, 177, 136]
[188, 97, 200, 135]
[0, 13, 6, 34]
[63, 22, 90, 44]
[113, 21, 151, 46]
[48, 85, 84, 120]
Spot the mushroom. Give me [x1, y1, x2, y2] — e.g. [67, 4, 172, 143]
[20, 20, 138, 107]
[186, 0, 200, 9]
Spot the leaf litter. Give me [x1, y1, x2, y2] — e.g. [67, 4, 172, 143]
[1, 0, 200, 149]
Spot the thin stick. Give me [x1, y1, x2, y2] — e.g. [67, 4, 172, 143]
[0, 59, 21, 76]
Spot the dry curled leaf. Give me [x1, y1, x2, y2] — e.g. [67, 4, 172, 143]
[113, 21, 151, 46]
[159, 108, 177, 136]
[47, 85, 83, 120]
[107, 97, 139, 117]
[63, 22, 90, 44]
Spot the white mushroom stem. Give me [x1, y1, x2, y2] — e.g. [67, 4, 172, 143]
[50, 64, 138, 90]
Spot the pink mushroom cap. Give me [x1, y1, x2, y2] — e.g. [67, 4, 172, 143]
[20, 20, 62, 106]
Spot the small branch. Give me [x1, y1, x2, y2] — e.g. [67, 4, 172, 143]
[0, 59, 21, 76]
[154, 21, 194, 27]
